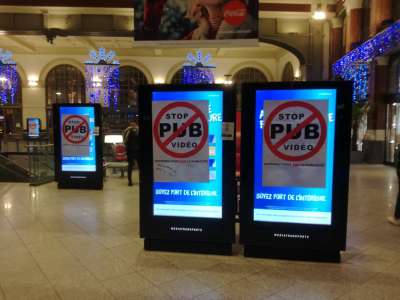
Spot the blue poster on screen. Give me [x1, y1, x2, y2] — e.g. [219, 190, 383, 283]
[60, 106, 97, 172]
[152, 91, 223, 219]
[27, 118, 40, 138]
[254, 89, 337, 225]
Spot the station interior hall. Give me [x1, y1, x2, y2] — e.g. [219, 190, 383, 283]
[0, 0, 400, 299]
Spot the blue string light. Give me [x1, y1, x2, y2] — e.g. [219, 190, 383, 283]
[0, 49, 18, 106]
[85, 48, 120, 108]
[333, 20, 400, 102]
[182, 50, 215, 84]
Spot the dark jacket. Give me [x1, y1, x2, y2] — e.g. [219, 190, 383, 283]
[123, 126, 140, 153]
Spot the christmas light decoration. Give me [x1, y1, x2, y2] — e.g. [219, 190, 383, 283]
[340, 63, 370, 102]
[333, 20, 400, 102]
[0, 49, 18, 105]
[85, 48, 120, 107]
[182, 50, 215, 84]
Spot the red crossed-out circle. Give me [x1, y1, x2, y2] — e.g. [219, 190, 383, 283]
[153, 102, 208, 158]
[264, 101, 327, 162]
[62, 115, 90, 144]
[223, 0, 247, 26]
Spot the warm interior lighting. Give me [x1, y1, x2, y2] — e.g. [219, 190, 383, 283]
[28, 80, 38, 87]
[155, 78, 165, 84]
[56, 92, 62, 96]
[312, 4, 326, 20]
[0, 76, 7, 83]
[294, 69, 301, 79]
[104, 134, 123, 144]
[28, 75, 39, 87]
[224, 74, 233, 85]
[92, 76, 102, 88]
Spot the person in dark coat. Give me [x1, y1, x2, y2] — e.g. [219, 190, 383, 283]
[388, 145, 400, 226]
[123, 121, 140, 186]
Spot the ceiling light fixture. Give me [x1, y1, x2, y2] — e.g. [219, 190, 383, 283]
[312, 4, 326, 21]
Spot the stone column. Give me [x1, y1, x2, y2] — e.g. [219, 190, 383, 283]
[364, 56, 389, 163]
[345, 0, 363, 52]
[370, 0, 392, 36]
[329, 17, 343, 77]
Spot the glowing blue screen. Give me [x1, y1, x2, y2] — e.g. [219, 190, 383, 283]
[152, 91, 223, 219]
[254, 89, 337, 225]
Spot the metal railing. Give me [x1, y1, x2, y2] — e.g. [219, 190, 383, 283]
[26, 144, 55, 186]
[0, 154, 30, 182]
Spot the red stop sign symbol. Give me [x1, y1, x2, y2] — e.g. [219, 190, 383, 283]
[62, 115, 90, 144]
[264, 101, 327, 161]
[153, 102, 208, 158]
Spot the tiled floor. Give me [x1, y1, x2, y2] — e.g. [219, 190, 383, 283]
[0, 165, 400, 299]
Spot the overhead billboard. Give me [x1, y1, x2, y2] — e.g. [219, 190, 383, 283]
[134, 0, 258, 43]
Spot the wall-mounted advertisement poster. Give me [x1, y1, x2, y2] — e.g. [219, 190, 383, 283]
[134, 0, 258, 42]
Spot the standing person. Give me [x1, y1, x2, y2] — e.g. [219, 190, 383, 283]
[123, 121, 140, 186]
[389, 145, 400, 226]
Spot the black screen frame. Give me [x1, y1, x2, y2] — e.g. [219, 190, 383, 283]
[139, 84, 236, 244]
[240, 81, 352, 252]
[53, 103, 103, 190]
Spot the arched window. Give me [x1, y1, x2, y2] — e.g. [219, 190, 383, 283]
[103, 66, 148, 132]
[233, 67, 267, 110]
[45, 64, 85, 106]
[45, 65, 85, 129]
[170, 68, 184, 84]
[0, 73, 22, 134]
[281, 62, 294, 81]
[233, 67, 267, 85]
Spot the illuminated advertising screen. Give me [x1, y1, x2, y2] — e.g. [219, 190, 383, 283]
[27, 118, 40, 138]
[59, 106, 97, 172]
[253, 89, 337, 225]
[134, 0, 258, 42]
[152, 91, 223, 219]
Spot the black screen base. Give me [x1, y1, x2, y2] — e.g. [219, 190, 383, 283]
[244, 245, 341, 263]
[144, 239, 232, 255]
[57, 182, 103, 190]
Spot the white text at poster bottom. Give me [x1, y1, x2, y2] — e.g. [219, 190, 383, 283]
[254, 209, 331, 225]
[154, 204, 222, 218]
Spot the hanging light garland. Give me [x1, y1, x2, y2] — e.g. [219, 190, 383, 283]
[84, 48, 120, 108]
[0, 49, 18, 106]
[182, 50, 215, 84]
[333, 20, 400, 103]
[340, 62, 370, 102]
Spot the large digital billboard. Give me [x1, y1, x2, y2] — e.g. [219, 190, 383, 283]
[59, 106, 97, 172]
[151, 91, 223, 219]
[134, 0, 258, 42]
[253, 89, 337, 225]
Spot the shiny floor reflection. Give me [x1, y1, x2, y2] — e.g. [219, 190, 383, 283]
[0, 165, 399, 299]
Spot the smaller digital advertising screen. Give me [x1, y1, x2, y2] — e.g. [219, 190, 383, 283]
[27, 118, 40, 138]
[254, 89, 337, 225]
[152, 91, 223, 219]
[59, 106, 97, 172]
